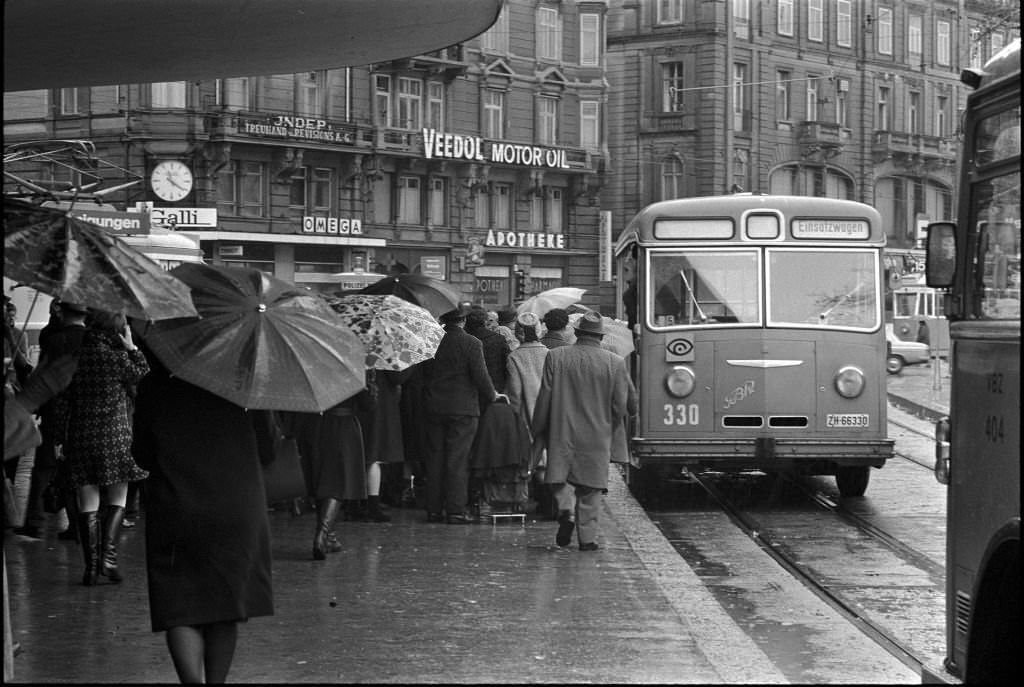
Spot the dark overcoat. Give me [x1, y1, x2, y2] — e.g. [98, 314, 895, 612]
[422, 325, 496, 417]
[531, 337, 631, 490]
[132, 372, 274, 632]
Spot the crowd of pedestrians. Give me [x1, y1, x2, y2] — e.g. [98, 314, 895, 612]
[6, 294, 637, 682]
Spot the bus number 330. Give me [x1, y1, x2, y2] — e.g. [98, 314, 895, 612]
[663, 403, 700, 425]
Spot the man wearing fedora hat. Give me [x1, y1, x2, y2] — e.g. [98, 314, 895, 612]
[532, 310, 633, 551]
[422, 305, 508, 524]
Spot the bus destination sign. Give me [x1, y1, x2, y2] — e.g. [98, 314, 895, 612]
[792, 219, 869, 239]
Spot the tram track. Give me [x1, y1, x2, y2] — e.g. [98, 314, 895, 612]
[677, 471, 936, 675]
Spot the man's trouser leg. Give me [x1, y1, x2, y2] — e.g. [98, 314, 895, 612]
[573, 485, 603, 546]
[424, 417, 446, 515]
[552, 482, 577, 518]
[443, 415, 478, 515]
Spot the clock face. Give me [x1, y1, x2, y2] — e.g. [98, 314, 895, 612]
[150, 160, 194, 202]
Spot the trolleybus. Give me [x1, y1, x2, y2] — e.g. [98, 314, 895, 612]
[615, 194, 893, 498]
[922, 37, 1020, 685]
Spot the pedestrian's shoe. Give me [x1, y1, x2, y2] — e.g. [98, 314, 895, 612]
[578, 542, 599, 552]
[121, 517, 136, 529]
[77, 511, 100, 586]
[98, 505, 126, 583]
[426, 512, 445, 523]
[446, 512, 475, 524]
[366, 496, 391, 522]
[312, 498, 342, 560]
[555, 511, 575, 547]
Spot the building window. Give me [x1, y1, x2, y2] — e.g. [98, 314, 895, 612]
[778, 0, 794, 37]
[427, 82, 445, 130]
[733, 0, 749, 39]
[493, 183, 512, 229]
[538, 96, 558, 145]
[537, 7, 562, 62]
[218, 161, 266, 218]
[733, 148, 749, 193]
[480, 5, 508, 53]
[545, 187, 563, 233]
[969, 28, 983, 68]
[289, 168, 307, 208]
[836, 0, 851, 47]
[907, 91, 920, 134]
[373, 174, 392, 223]
[936, 95, 948, 136]
[580, 13, 601, 66]
[660, 156, 685, 200]
[657, 0, 683, 24]
[483, 89, 505, 139]
[296, 72, 323, 116]
[837, 87, 848, 128]
[991, 32, 1004, 58]
[529, 193, 543, 229]
[908, 15, 922, 56]
[777, 70, 791, 120]
[374, 75, 391, 127]
[311, 168, 332, 212]
[475, 186, 490, 228]
[152, 82, 186, 108]
[429, 177, 447, 226]
[877, 86, 890, 130]
[217, 78, 250, 110]
[733, 63, 748, 131]
[398, 176, 422, 224]
[937, 21, 951, 66]
[397, 77, 423, 130]
[580, 100, 600, 150]
[808, 0, 824, 42]
[877, 8, 893, 55]
[662, 62, 685, 113]
[806, 77, 819, 122]
[59, 88, 78, 115]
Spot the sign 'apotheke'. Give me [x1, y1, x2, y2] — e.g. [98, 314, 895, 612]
[422, 129, 569, 169]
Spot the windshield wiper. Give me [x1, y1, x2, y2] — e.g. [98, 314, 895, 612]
[679, 269, 708, 323]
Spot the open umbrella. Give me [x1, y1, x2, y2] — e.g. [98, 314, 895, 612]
[3, 198, 197, 321]
[568, 311, 635, 358]
[359, 273, 463, 317]
[517, 287, 586, 316]
[143, 264, 366, 412]
[325, 294, 444, 371]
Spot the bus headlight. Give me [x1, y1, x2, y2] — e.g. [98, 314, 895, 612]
[665, 366, 696, 398]
[833, 366, 865, 398]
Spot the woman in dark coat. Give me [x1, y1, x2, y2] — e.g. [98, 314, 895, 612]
[132, 360, 274, 683]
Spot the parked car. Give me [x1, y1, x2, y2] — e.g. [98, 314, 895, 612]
[885, 323, 930, 374]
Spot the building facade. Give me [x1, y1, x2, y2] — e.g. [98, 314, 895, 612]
[4, 1, 611, 310]
[605, 0, 1020, 260]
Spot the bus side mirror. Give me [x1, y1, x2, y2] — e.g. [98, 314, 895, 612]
[925, 222, 957, 288]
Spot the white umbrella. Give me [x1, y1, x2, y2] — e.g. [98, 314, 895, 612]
[516, 287, 586, 316]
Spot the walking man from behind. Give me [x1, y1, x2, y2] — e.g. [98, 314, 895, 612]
[532, 311, 632, 551]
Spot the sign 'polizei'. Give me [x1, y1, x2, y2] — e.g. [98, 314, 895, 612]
[422, 129, 569, 169]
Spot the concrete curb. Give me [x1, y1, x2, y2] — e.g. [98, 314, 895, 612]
[887, 392, 948, 424]
[604, 466, 789, 684]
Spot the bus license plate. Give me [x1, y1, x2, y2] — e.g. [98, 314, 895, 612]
[827, 413, 869, 428]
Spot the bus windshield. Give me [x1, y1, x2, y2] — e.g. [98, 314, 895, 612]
[647, 247, 880, 330]
[769, 249, 879, 330]
[650, 250, 759, 326]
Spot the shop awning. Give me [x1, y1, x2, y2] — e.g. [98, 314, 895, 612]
[4, 0, 502, 91]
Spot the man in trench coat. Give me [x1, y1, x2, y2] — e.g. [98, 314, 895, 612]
[532, 311, 633, 550]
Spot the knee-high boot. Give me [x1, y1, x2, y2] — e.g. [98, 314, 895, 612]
[77, 511, 100, 586]
[99, 505, 125, 583]
[312, 498, 342, 560]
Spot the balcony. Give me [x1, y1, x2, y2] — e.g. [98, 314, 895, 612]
[374, 45, 469, 81]
[871, 131, 957, 167]
[797, 121, 850, 147]
[204, 110, 374, 149]
[124, 109, 209, 140]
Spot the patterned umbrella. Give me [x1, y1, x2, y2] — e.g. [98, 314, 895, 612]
[3, 199, 198, 321]
[144, 264, 366, 412]
[516, 287, 586, 316]
[326, 294, 444, 371]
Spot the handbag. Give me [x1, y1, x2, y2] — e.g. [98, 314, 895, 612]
[262, 436, 307, 504]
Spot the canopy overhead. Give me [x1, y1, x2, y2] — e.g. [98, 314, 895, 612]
[4, 0, 502, 91]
